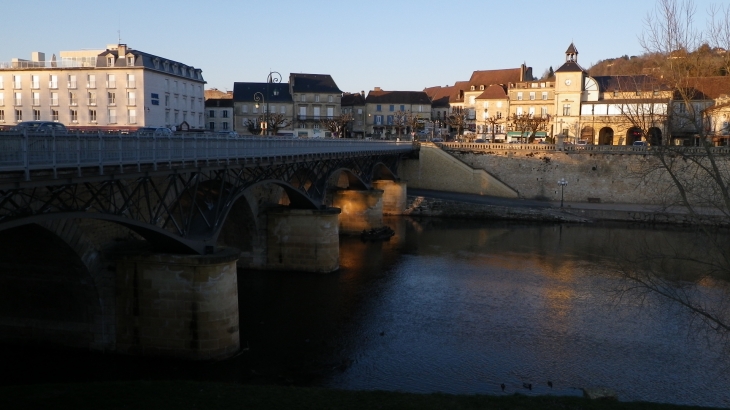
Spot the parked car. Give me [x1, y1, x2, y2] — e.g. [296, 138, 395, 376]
[474, 138, 486, 143]
[137, 127, 173, 137]
[576, 140, 588, 146]
[632, 140, 648, 146]
[432, 137, 444, 143]
[10, 121, 67, 134]
[216, 130, 240, 138]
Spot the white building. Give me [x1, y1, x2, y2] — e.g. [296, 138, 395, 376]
[0, 44, 205, 130]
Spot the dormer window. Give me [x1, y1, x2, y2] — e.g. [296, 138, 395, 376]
[480, 85, 485, 90]
[164, 61, 169, 71]
[154, 59, 160, 69]
[107, 56, 115, 67]
[126, 55, 134, 66]
[471, 86, 475, 91]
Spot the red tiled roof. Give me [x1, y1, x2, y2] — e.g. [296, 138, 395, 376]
[476, 84, 508, 99]
[468, 68, 523, 87]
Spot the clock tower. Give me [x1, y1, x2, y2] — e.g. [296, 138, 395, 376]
[553, 43, 586, 141]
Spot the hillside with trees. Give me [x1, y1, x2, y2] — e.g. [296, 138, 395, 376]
[588, 45, 730, 77]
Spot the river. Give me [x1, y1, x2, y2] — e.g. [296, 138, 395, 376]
[2, 217, 729, 407]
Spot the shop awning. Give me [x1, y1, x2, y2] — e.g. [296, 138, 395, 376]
[534, 132, 547, 137]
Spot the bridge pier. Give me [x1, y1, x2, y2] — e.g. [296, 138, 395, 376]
[372, 180, 407, 215]
[332, 189, 385, 235]
[115, 248, 241, 360]
[266, 206, 341, 273]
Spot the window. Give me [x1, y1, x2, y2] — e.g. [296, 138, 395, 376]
[14, 92, 21, 106]
[164, 94, 169, 107]
[15, 109, 22, 122]
[31, 75, 40, 89]
[529, 92, 535, 100]
[541, 106, 548, 116]
[89, 109, 97, 123]
[33, 109, 40, 121]
[497, 101, 503, 108]
[69, 92, 78, 106]
[128, 109, 136, 124]
[562, 104, 571, 116]
[127, 56, 134, 66]
[313, 106, 320, 119]
[315, 95, 320, 102]
[0, 76, 3, 89]
[0, 94, 4, 106]
[300, 95, 306, 102]
[242, 104, 248, 114]
[0, 109, 5, 121]
[222, 122, 229, 130]
[68, 75, 77, 89]
[107, 56, 114, 67]
[88, 91, 96, 106]
[49, 75, 58, 89]
[108, 109, 117, 123]
[32, 92, 40, 106]
[108, 92, 116, 105]
[374, 115, 383, 125]
[496, 111, 502, 119]
[127, 91, 136, 106]
[469, 96, 476, 104]
[542, 92, 548, 100]
[516, 107, 523, 115]
[252, 104, 258, 114]
[376, 105, 381, 111]
[222, 110, 229, 118]
[51, 109, 58, 121]
[13, 75, 21, 89]
[107, 74, 116, 88]
[127, 74, 135, 88]
[517, 92, 523, 101]
[529, 107, 535, 116]
[387, 115, 393, 125]
[418, 105, 422, 112]
[209, 110, 215, 118]
[209, 121, 215, 130]
[357, 108, 362, 114]
[389, 105, 394, 112]
[70, 108, 78, 123]
[87, 74, 96, 88]
[400, 105, 405, 111]
[280, 106, 285, 114]
[328, 95, 333, 103]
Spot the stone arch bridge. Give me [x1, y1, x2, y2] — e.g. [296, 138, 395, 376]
[0, 133, 415, 360]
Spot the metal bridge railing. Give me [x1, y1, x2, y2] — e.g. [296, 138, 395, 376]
[0, 131, 415, 180]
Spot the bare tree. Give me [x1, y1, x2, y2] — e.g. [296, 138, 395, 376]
[484, 115, 501, 141]
[267, 113, 290, 136]
[406, 111, 424, 138]
[243, 117, 264, 135]
[616, 0, 730, 352]
[393, 111, 408, 138]
[446, 107, 468, 138]
[319, 113, 353, 138]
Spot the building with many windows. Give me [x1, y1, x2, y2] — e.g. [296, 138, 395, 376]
[204, 98, 234, 132]
[232, 81, 293, 135]
[341, 91, 367, 138]
[290, 73, 342, 138]
[364, 88, 431, 138]
[0, 44, 205, 131]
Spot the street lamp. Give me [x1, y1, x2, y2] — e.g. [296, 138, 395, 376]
[265, 71, 282, 136]
[253, 91, 265, 135]
[558, 178, 568, 208]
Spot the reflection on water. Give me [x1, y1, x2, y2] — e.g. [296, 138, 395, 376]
[1, 218, 729, 407]
[240, 218, 730, 407]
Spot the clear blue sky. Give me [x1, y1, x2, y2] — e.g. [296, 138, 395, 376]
[0, 0, 721, 94]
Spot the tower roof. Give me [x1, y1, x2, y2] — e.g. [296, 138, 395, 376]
[566, 43, 578, 55]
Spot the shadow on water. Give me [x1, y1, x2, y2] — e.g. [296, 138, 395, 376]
[1, 217, 729, 407]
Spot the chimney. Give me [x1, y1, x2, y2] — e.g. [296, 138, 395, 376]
[374, 87, 382, 92]
[361, 90, 365, 98]
[31, 52, 45, 62]
[117, 44, 127, 57]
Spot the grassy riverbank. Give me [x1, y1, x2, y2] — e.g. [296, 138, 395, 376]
[0, 381, 722, 410]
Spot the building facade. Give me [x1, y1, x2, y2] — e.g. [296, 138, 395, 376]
[232, 82, 293, 135]
[341, 92, 367, 138]
[204, 98, 234, 132]
[290, 73, 342, 138]
[364, 88, 431, 138]
[0, 44, 205, 131]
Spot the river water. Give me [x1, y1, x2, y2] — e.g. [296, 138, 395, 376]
[3, 217, 730, 407]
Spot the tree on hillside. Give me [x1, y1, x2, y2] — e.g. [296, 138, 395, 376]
[616, 0, 730, 354]
[540, 66, 555, 80]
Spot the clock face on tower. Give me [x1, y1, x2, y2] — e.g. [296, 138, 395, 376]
[565, 79, 572, 86]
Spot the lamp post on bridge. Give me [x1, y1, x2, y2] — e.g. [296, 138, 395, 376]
[252, 71, 282, 136]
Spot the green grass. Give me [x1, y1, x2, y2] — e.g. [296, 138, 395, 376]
[0, 381, 722, 410]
